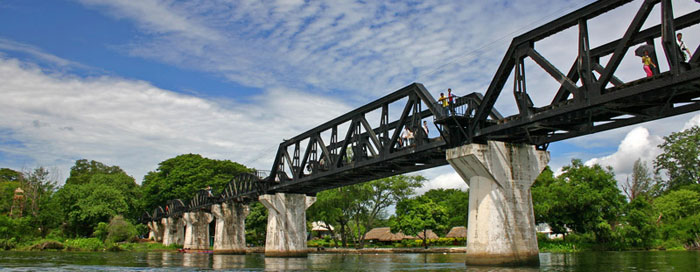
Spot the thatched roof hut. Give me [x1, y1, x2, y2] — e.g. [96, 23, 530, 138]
[364, 227, 413, 242]
[445, 226, 467, 238]
[416, 229, 439, 240]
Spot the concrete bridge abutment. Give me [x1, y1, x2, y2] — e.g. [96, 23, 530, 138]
[447, 141, 549, 266]
[259, 193, 316, 257]
[183, 211, 214, 250]
[161, 217, 185, 246]
[211, 202, 249, 254]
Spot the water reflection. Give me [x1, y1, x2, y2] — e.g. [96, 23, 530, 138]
[1, 251, 698, 271]
[264, 257, 308, 271]
[183, 252, 211, 268]
[213, 254, 246, 269]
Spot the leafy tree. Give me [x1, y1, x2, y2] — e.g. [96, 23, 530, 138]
[54, 161, 141, 237]
[653, 189, 700, 222]
[106, 215, 138, 243]
[141, 154, 250, 210]
[420, 188, 469, 232]
[532, 167, 570, 237]
[307, 186, 356, 247]
[533, 160, 626, 244]
[54, 182, 130, 237]
[351, 175, 424, 248]
[0, 168, 23, 214]
[21, 167, 60, 237]
[619, 197, 657, 249]
[654, 126, 700, 191]
[622, 159, 656, 200]
[66, 159, 125, 185]
[392, 198, 447, 248]
[0, 168, 21, 182]
[245, 202, 267, 246]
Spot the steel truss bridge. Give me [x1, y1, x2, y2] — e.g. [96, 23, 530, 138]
[144, 0, 700, 222]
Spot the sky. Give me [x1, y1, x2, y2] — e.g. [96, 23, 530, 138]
[1, 0, 699, 195]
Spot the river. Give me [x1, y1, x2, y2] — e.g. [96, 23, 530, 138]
[0, 251, 698, 271]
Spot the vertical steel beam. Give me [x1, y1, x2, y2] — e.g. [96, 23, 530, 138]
[660, 0, 679, 74]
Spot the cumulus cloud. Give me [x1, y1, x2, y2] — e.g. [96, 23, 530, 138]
[0, 56, 350, 183]
[584, 126, 663, 181]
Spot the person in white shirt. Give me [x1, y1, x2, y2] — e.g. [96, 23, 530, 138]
[677, 33, 691, 61]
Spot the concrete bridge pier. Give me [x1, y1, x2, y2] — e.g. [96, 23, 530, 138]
[211, 202, 249, 254]
[147, 220, 163, 242]
[161, 217, 185, 246]
[447, 141, 549, 266]
[182, 211, 214, 250]
[259, 193, 316, 257]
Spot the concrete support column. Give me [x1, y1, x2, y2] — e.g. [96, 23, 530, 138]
[259, 193, 316, 257]
[161, 217, 185, 246]
[211, 202, 249, 253]
[182, 211, 214, 250]
[446, 141, 549, 266]
[147, 220, 163, 242]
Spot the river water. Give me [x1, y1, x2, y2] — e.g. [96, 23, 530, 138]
[0, 251, 698, 271]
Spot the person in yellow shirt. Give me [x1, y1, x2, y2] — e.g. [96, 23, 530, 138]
[642, 50, 656, 77]
[438, 92, 448, 107]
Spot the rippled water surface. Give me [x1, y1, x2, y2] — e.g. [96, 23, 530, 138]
[0, 251, 698, 271]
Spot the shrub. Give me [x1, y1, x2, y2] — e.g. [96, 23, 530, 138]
[64, 238, 104, 251]
[106, 215, 138, 243]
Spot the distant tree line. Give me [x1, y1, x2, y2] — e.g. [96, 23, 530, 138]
[1, 126, 698, 251]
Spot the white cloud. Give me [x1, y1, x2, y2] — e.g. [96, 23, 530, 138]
[0, 38, 91, 70]
[584, 126, 664, 182]
[0, 56, 350, 183]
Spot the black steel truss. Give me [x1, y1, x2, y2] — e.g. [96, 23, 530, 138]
[266, 83, 451, 194]
[456, 0, 700, 149]
[144, 0, 700, 221]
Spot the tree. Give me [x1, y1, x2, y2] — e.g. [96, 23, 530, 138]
[654, 126, 700, 191]
[653, 189, 700, 222]
[66, 159, 125, 185]
[307, 186, 356, 247]
[533, 160, 627, 243]
[619, 197, 657, 249]
[0, 168, 21, 182]
[245, 202, 267, 246]
[351, 175, 424, 248]
[622, 159, 656, 200]
[21, 167, 60, 237]
[54, 160, 142, 237]
[392, 197, 447, 248]
[54, 182, 130, 236]
[0, 168, 22, 215]
[420, 188, 469, 232]
[141, 154, 250, 211]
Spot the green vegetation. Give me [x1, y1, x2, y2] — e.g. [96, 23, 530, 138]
[2, 126, 700, 252]
[0, 154, 246, 251]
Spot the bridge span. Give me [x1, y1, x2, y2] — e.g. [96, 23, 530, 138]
[143, 0, 700, 265]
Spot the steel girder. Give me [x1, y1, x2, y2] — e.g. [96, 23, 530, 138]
[461, 0, 700, 149]
[266, 83, 448, 194]
[221, 172, 271, 203]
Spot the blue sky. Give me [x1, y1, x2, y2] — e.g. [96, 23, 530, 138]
[1, 0, 699, 193]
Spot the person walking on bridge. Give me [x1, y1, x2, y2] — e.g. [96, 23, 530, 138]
[677, 33, 691, 62]
[641, 50, 656, 77]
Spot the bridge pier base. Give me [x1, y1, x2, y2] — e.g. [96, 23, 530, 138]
[259, 193, 316, 257]
[147, 221, 163, 242]
[211, 202, 249, 254]
[183, 211, 214, 250]
[161, 217, 185, 246]
[447, 141, 549, 266]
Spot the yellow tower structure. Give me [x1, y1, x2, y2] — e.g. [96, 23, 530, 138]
[10, 187, 25, 218]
